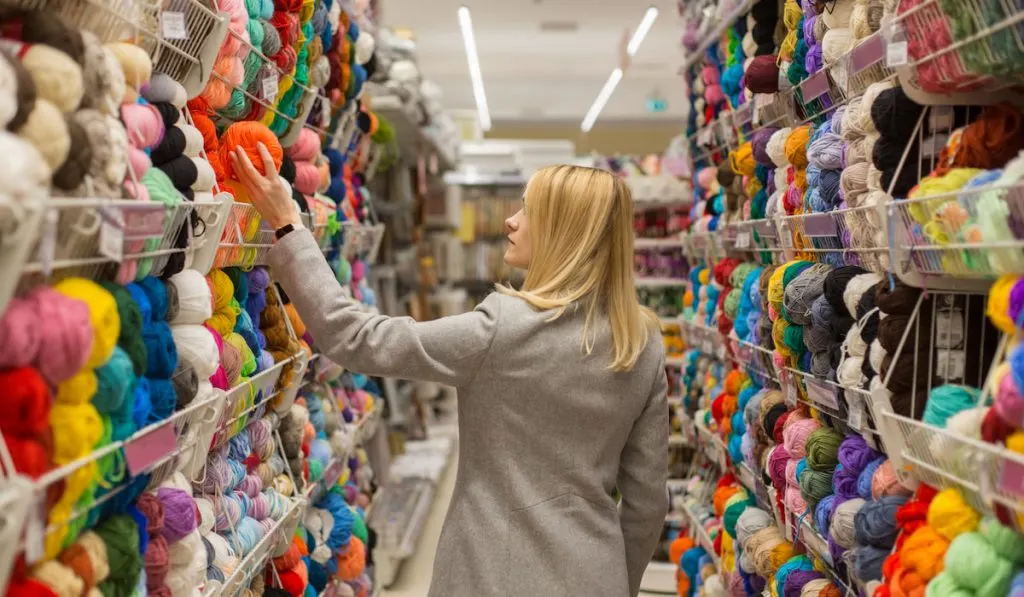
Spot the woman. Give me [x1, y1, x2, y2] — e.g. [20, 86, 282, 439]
[232, 146, 669, 597]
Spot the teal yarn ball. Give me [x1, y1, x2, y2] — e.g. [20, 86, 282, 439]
[923, 384, 983, 427]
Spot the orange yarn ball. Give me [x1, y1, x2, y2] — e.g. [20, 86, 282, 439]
[713, 485, 740, 517]
[336, 537, 366, 582]
[669, 536, 695, 565]
[218, 122, 283, 182]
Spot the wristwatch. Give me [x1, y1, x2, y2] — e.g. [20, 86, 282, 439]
[275, 223, 296, 240]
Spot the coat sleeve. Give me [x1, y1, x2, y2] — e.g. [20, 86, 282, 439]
[268, 228, 501, 386]
[617, 354, 670, 597]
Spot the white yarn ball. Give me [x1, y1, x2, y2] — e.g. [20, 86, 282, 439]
[195, 498, 216, 534]
[178, 124, 204, 158]
[822, 28, 853, 64]
[171, 324, 220, 379]
[354, 32, 375, 65]
[191, 157, 216, 191]
[389, 60, 419, 84]
[843, 273, 882, 320]
[168, 270, 213, 325]
[823, 0, 857, 29]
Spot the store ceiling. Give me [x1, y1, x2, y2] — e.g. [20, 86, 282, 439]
[379, 0, 686, 125]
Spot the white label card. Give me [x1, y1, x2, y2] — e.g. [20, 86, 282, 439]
[849, 401, 864, 431]
[735, 231, 751, 249]
[263, 71, 279, 101]
[886, 41, 908, 67]
[37, 208, 58, 278]
[99, 207, 124, 262]
[162, 11, 189, 40]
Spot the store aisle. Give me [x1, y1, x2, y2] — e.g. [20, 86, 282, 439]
[379, 443, 665, 597]
[380, 450, 458, 597]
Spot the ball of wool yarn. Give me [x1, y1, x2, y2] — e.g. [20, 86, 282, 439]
[14, 42, 84, 112]
[831, 498, 865, 548]
[944, 532, 1016, 596]
[16, 99, 70, 170]
[157, 155, 199, 190]
[105, 42, 152, 91]
[870, 460, 913, 499]
[927, 488, 980, 541]
[71, 109, 128, 196]
[178, 124, 203, 158]
[0, 49, 19, 130]
[218, 121, 283, 181]
[30, 561, 84, 597]
[142, 73, 187, 109]
[854, 495, 907, 548]
[783, 418, 822, 458]
[52, 115, 93, 190]
[0, 48, 36, 131]
[156, 488, 197, 543]
[853, 544, 888, 582]
[54, 277, 119, 368]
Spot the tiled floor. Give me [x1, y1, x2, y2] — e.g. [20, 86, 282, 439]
[379, 449, 669, 597]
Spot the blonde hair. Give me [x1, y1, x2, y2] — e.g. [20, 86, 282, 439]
[497, 164, 659, 371]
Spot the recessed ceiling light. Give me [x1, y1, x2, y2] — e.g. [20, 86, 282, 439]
[458, 6, 491, 132]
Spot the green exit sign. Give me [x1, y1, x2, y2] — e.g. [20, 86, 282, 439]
[646, 98, 667, 113]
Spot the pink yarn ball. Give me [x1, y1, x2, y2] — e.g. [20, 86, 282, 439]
[30, 287, 94, 385]
[782, 417, 821, 459]
[293, 162, 321, 195]
[287, 128, 321, 162]
[995, 372, 1024, 428]
[121, 102, 164, 150]
[0, 298, 41, 368]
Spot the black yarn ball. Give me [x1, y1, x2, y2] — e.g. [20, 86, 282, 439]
[881, 162, 923, 197]
[158, 155, 198, 191]
[869, 87, 924, 143]
[151, 126, 186, 166]
[152, 101, 180, 128]
[279, 154, 297, 183]
[823, 266, 867, 317]
[20, 10, 85, 65]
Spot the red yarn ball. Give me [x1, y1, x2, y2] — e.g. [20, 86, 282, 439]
[0, 367, 52, 438]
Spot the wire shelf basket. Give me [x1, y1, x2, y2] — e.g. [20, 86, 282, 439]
[891, 0, 1024, 101]
[18, 196, 231, 285]
[214, 202, 274, 268]
[339, 222, 386, 264]
[0, 0, 228, 98]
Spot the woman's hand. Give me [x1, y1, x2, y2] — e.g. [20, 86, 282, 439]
[230, 142, 303, 230]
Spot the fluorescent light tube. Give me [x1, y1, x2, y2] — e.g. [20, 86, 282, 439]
[581, 68, 623, 132]
[627, 6, 659, 56]
[458, 6, 491, 131]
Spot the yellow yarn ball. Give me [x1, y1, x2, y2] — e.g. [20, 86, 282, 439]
[54, 278, 120, 369]
[56, 371, 99, 406]
[927, 488, 981, 541]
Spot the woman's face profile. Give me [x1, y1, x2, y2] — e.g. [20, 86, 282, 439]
[504, 200, 530, 269]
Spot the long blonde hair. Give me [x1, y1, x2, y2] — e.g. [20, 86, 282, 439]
[498, 164, 659, 371]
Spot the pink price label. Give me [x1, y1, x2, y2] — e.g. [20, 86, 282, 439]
[998, 457, 1024, 499]
[124, 422, 178, 476]
[123, 206, 166, 237]
[802, 213, 838, 237]
[851, 34, 885, 73]
[801, 71, 831, 101]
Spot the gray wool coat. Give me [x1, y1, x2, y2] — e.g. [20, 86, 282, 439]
[270, 229, 669, 597]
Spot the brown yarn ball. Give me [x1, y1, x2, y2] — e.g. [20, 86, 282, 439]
[58, 543, 96, 590]
[1, 48, 36, 131]
[19, 10, 85, 65]
[52, 115, 93, 190]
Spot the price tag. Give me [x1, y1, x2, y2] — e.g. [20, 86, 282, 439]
[936, 349, 966, 380]
[850, 34, 885, 73]
[807, 378, 840, 411]
[785, 380, 798, 407]
[125, 421, 178, 475]
[36, 208, 58, 277]
[849, 401, 864, 431]
[802, 213, 838, 237]
[886, 41, 908, 67]
[262, 71, 279, 101]
[99, 207, 124, 262]
[161, 11, 189, 40]
[801, 70, 831, 101]
[780, 230, 794, 248]
[998, 457, 1024, 499]
[735, 231, 751, 249]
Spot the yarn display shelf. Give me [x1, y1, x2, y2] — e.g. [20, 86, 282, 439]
[885, 181, 1024, 281]
[209, 69, 321, 148]
[6, 0, 228, 97]
[214, 201, 276, 268]
[681, 318, 726, 360]
[370, 92, 456, 173]
[17, 195, 232, 283]
[13, 387, 226, 563]
[628, 175, 694, 210]
[889, 0, 1024, 106]
[682, 502, 722, 570]
[635, 237, 689, 250]
[680, 0, 757, 71]
[877, 407, 1024, 518]
[775, 205, 892, 271]
[636, 276, 688, 288]
[730, 339, 779, 386]
[694, 420, 729, 470]
[830, 32, 898, 100]
[339, 222, 386, 264]
[208, 493, 307, 597]
[209, 355, 297, 449]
